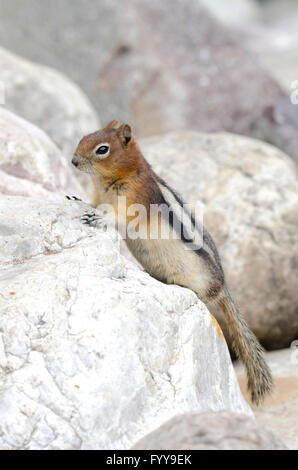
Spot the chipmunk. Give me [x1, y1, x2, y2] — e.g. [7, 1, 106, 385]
[70, 120, 273, 406]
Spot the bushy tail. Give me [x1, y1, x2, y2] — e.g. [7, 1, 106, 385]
[218, 287, 273, 406]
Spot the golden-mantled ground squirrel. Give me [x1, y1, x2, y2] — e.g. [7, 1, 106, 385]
[70, 120, 273, 406]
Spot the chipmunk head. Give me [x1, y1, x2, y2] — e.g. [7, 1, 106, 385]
[72, 120, 139, 179]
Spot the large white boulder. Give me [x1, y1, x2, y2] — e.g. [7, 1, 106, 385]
[0, 196, 251, 450]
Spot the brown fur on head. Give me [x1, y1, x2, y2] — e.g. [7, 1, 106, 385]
[72, 120, 141, 180]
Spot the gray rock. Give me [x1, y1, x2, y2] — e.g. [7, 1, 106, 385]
[3, 0, 297, 167]
[141, 131, 298, 349]
[0, 196, 251, 450]
[0, 0, 283, 138]
[132, 410, 286, 450]
[252, 96, 298, 167]
[0, 0, 133, 127]
[199, 0, 298, 94]
[207, 0, 298, 165]
[0, 47, 100, 159]
[96, 0, 285, 139]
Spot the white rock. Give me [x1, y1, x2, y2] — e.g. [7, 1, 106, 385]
[0, 196, 251, 450]
[0, 107, 86, 201]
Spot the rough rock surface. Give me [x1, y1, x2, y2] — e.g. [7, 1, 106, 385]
[0, 0, 283, 139]
[236, 348, 298, 450]
[0, 196, 251, 450]
[0, 107, 85, 201]
[141, 131, 298, 349]
[132, 410, 286, 450]
[0, 47, 100, 158]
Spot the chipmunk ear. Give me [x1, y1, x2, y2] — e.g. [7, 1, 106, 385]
[104, 120, 119, 130]
[117, 124, 132, 147]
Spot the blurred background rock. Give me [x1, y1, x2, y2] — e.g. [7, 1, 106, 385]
[0, 0, 297, 157]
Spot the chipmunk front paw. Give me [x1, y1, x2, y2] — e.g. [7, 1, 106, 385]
[66, 195, 82, 202]
[81, 213, 103, 228]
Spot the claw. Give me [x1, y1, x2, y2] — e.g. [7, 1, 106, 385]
[66, 195, 82, 201]
[80, 213, 102, 228]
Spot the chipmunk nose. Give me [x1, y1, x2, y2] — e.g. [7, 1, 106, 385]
[72, 156, 79, 167]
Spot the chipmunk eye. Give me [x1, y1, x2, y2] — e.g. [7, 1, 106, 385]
[95, 144, 110, 156]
